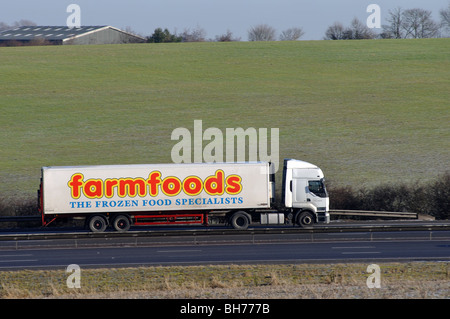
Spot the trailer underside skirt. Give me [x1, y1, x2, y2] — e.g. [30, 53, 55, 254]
[133, 214, 206, 226]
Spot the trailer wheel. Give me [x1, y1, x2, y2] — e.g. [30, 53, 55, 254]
[113, 215, 131, 232]
[230, 212, 250, 230]
[297, 211, 315, 227]
[88, 215, 108, 232]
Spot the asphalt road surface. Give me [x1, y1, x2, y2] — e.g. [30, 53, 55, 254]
[1, 237, 450, 269]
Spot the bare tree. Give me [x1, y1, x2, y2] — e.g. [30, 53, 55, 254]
[181, 26, 206, 42]
[279, 27, 304, 41]
[324, 22, 346, 40]
[402, 8, 439, 38]
[215, 30, 240, 42]
[0, 19, 37, 31]
[345, 18, 376, 39]
[248, 24, 276, 41]
[440, 3, 450, 34]
[382, 7, 404, 39]
[382, 7, 439, 39]
[324, 19, 375, 40]
[14, 19, 37, 27]
[0, 22, 9, 31]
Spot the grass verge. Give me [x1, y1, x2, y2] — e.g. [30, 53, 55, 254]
[1, 262, 449, 299]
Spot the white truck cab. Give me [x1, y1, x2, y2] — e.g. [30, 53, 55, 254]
[282, 159, 330, 226]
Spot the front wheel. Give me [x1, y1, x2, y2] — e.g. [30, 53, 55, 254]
[297, 211, 315, 227]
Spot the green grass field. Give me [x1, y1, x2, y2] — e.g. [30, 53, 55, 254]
[1, 39, 449, 199]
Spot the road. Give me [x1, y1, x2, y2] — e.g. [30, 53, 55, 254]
[1, 236, 450, 269]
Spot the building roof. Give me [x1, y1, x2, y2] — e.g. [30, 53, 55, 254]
[0, 25, 145, 42]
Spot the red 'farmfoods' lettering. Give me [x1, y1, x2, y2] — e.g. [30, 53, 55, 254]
[67, 169, 242, 199]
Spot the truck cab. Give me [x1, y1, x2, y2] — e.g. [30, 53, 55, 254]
[282, 159, 330, 226]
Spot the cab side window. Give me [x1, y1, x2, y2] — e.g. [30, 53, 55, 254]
[308, 180, 327, 197]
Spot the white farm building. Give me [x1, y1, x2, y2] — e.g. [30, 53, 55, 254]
[0, 25, 145, 46]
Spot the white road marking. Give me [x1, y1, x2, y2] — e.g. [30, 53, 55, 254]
[0, 259, 38, 262]
[157, 249, 202, 253]
[0, 254, 34, 257]
[332, 245, 380, 254]
[341, 251, 381, 255]
[332, 246, 376, 249]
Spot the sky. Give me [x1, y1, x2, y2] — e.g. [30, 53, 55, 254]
[0, 0, 448, 40]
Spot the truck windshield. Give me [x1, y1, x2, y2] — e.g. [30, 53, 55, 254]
[308, 180, 328, 198]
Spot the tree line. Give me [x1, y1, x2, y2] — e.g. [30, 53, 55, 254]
[148, 4, 450, 42]
[2, 3, 450, 43]
[147, 25, 304, 43]
[326, 6, 450, 40]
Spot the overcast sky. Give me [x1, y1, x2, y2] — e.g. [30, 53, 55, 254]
[0, 0, 448, 40]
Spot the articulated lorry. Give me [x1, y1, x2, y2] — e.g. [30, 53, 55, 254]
[38, 159, 329, 232]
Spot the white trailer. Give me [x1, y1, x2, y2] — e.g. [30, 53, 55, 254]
[38, 159, 329, 232]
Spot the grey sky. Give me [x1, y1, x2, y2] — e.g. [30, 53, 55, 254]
[0, 0, 448, 40]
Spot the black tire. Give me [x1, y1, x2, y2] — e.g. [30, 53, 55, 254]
[297, 211, 315, 227]
[88, 215, 108, 232]
[112, 215, 131, 232]
[230, 212, 250, 230]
